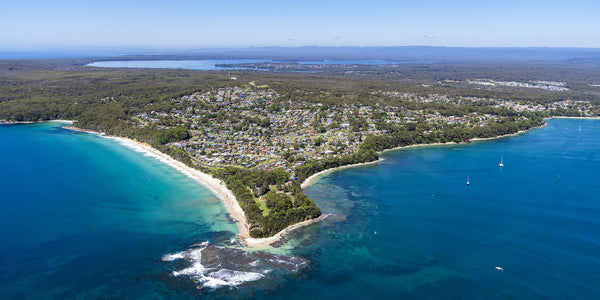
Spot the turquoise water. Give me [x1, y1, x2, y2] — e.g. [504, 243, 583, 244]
[1, 118, 599, 299]
[0, 123, 238, 299]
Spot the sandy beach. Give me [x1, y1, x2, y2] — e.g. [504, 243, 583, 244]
[548, 116, 600, 120]
[63, 127, 250, 241]
[1, 120, 74, 125]
[49, 120, 75, 124]
[104, 136, 253, 241]
[300, 127, 545, 189]
[62, 118, 563, 248]
[105, 135, 332, 248]
[63, 125, 328, 249]
[300, 159, 383, 189]
[244, 214, 329, 249]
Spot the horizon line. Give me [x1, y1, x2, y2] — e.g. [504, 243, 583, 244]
[3, 45, 600, 52]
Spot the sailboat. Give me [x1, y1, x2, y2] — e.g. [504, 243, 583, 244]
[499, 156, 504, 168]
[466, 176, 470, 186]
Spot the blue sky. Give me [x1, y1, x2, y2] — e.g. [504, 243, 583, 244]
[1, 0, 599, 50]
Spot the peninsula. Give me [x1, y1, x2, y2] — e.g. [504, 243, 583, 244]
[1, 57, 599, 245]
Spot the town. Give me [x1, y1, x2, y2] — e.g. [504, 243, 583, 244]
[130, 84, 598, 174]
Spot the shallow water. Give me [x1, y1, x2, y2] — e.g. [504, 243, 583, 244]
[0, 123, 238, 299]
[86, 59, 425, 70]
[294, 118, 600, 299]
[1, 118, 599, 299]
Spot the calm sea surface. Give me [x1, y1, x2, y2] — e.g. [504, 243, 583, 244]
[0, 123, 238, 299]
[86, 59, 425, 70]
[1, 118, 599, 299]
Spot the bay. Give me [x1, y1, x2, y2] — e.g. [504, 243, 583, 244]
[1, 118, 599, 299]
[292, 118, 600, 299]
[87, 59, 274, 70]
[0, 122, 238, 299]
[86, 59, 425, 70]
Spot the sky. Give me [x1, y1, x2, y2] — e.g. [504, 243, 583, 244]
[1, 0, 600, 50]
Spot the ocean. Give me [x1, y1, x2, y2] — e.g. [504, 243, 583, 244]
[0, 122, 238, 299]
[1, 118, 599, 299]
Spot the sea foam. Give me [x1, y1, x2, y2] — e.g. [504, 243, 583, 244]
[163, 243, 265, 289]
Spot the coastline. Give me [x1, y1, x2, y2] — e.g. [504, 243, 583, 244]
[547, 116, 600, 120]
[1, 119, 74, 125]
[64, 127, 250, 240]
[300, 159, 383, 189]
[49, 118, 593, 247]
[244, 214, 329, 249]
[300, 125, 546, 190]
[63, 125, 325, 249]
[469, 127, 541, 142]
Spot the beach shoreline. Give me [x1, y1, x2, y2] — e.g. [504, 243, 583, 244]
[62, 125, 327, 249]
[547, 116, 600, 120]
[300, 159, 383, 189]
[244, 214, 330, 249]
[1, 119, 74, 125]
[57, 117, 590, 247]
[300, 124, 549, 189]
[63, 126, 251, 240]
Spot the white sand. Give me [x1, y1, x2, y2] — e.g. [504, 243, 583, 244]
[300, 127, 546, 189]
[49, 120, 75, 124]
[300, 159, 383, 189]
[100, 135, 251, 240]
[65, 120, 552, 248]
[244, 214, 329, 249]
[63, 126, 327, 248]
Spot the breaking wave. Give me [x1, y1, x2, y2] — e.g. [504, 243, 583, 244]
[162, 242, 266, 289]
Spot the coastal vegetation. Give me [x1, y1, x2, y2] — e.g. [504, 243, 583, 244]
[1, 57, 599, 238]
[213, 167, 320, 237]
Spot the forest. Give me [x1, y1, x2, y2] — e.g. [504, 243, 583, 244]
[213, 167, 321, 238]
[0, 57, 596, 237]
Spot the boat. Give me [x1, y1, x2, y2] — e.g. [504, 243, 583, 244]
[466, 176, 470, 186]
[495, 266, 504, 272]
[499, 156, 504, 168]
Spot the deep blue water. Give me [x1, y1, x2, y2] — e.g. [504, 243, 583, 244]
[297, 118, 600, 299]
[1, 118, 599, 299]
[86, 59, 424, 70]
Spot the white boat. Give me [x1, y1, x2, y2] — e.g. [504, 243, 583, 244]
[499, 156, 504, 167]
[466, 176, 470, 186]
